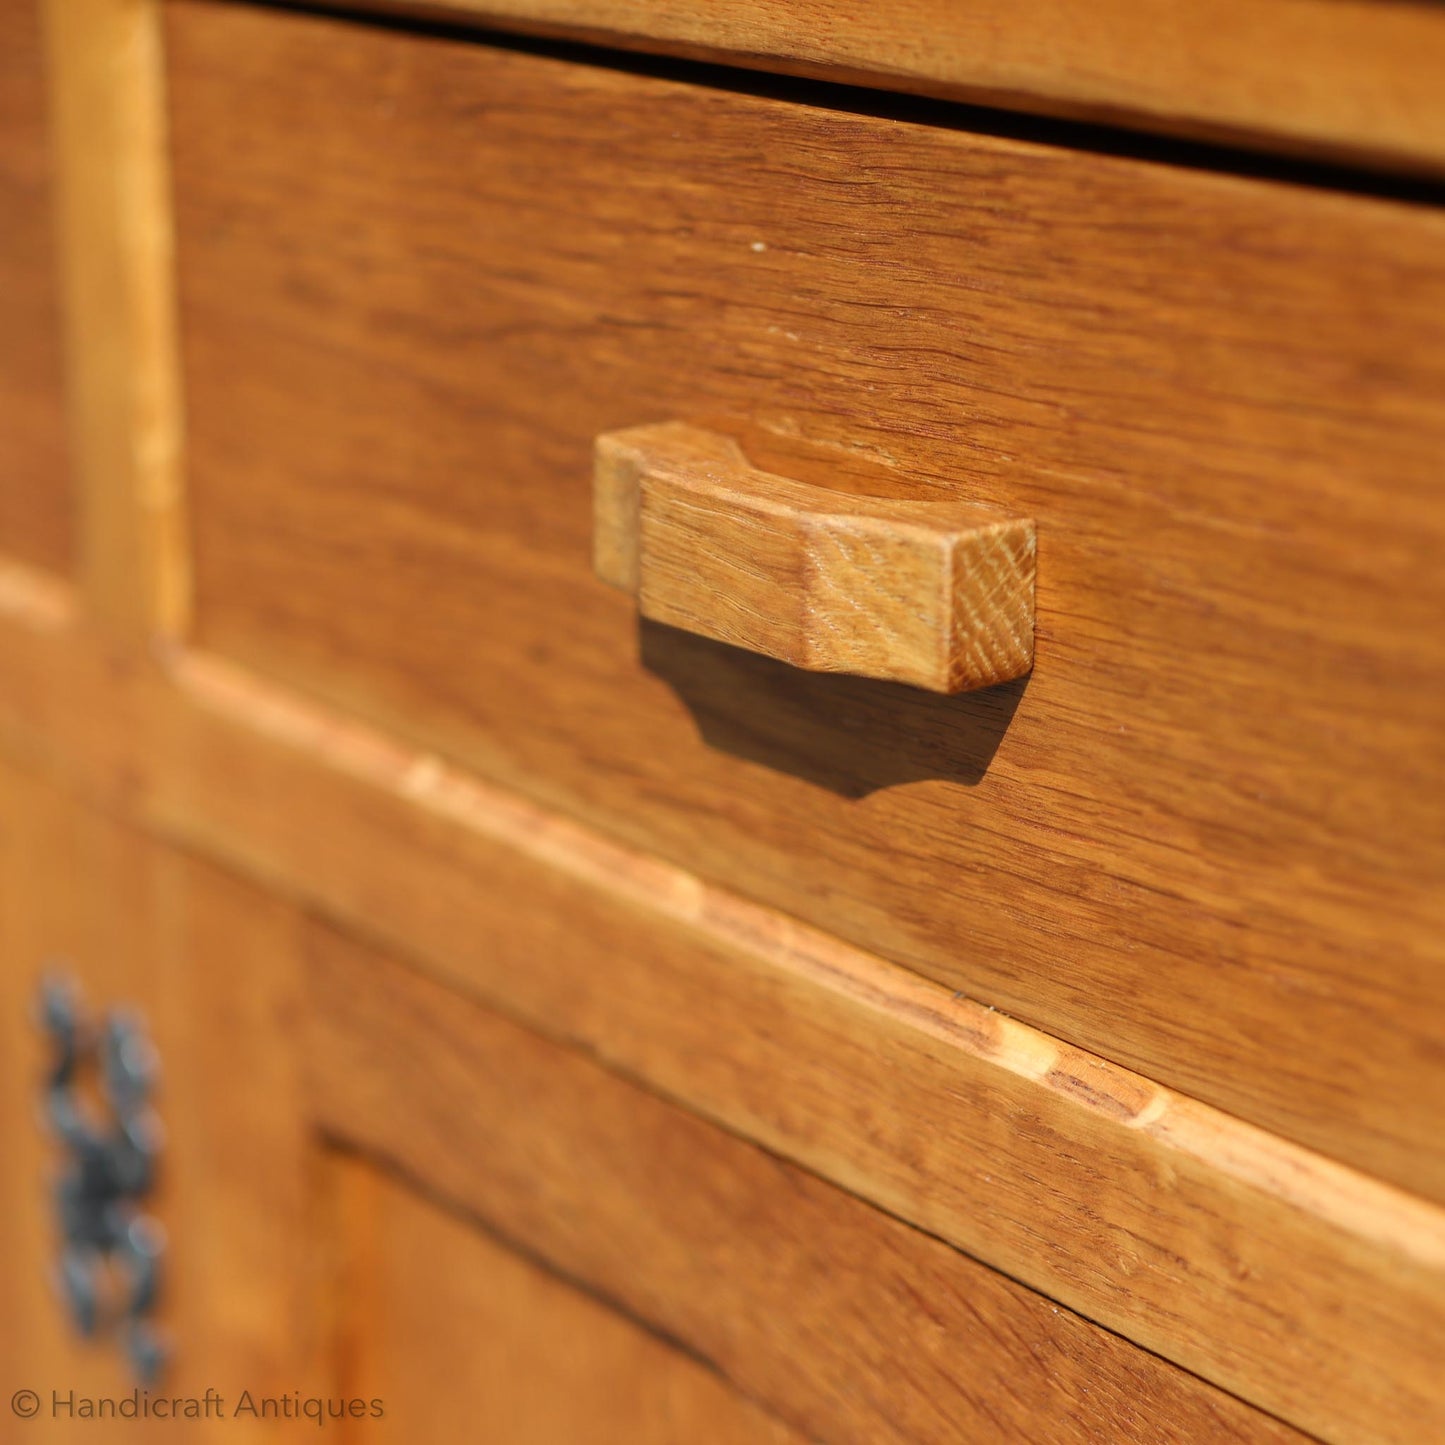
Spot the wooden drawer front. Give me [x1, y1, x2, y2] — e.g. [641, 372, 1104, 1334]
[0, 0, 71, 575]
[167, 1, 1445, 1198]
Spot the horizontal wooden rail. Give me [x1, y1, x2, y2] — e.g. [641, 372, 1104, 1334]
[0, 559, 1440, 1443]
[309, 925, 1303, 1444]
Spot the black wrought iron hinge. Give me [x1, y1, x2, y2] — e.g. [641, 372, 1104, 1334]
[38, 974, 168, 1384]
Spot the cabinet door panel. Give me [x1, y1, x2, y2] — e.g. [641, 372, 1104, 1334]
[0, 759, 805, 1441]
[0, 758, 322, 1439]
[0, 763, 152, 1429]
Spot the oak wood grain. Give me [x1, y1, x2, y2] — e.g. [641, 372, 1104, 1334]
[167, 1, 1445, 1198]
[307, 925, 1307, 1445]
[0, 0, 71, 575]
[0, 572, 1432, 1442]
[43, 0, 187, 639]
[303, 0, 1445, 178]
[0, 755, 328, 1441]
[595, 422, 1035, 692]
[0, 760, 162, 1428]
[329, 1153, 806, 1444]
[145, 848, 329, 1439]
[0, 730, 801, 1440]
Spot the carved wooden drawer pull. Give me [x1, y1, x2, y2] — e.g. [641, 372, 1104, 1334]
[594, 422, 1035, 694]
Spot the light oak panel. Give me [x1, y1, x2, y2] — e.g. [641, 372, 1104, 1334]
[329, 1153, 805, 1444]
[0, 574, 1432, 1443]
[167, 1, 1445, 1196]
[305, 0, 1445, 178]
[0, 0, 70, 575]
[309, 928, 1305, 1445]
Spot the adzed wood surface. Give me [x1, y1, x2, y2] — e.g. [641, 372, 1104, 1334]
[0, 568, 1435, 1444]
[595, 422, 1035, 692]
[0, 0, 71, 575]
[305, 0, 1445, 178]
[167, 0, 1445, 1199]
[308, 924, 1306, 1445]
